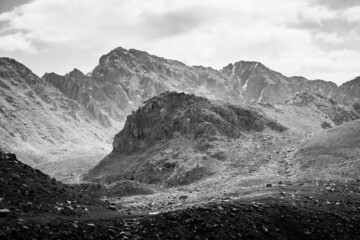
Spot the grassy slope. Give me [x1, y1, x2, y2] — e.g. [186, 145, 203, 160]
[293, 119, 360, 180]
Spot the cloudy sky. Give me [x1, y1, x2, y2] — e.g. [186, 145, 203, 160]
[0, 0, 359, 84]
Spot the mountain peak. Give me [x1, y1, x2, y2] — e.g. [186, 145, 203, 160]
[0, 57, 22, 65]
[234, 60, 267, 70]
[221, 60, 268, 75]
[67, 68, 86, 79]
[0, 57, 33, 74]
[41, 72, 59, 79]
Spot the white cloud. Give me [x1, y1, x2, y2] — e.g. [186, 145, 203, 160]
[0, 32, 36, 53]
[343, 6, 360, 22]
[0, 0, 359, 84]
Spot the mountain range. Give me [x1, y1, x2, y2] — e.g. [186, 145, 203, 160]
[1, 46, 360, 182]
[42, 47, 360, 128]
[2, 46, 360, 239]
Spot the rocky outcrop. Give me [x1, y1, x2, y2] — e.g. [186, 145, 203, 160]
[85, 92, 286, 185]
[113, 91, 286, 154]
[286, 91, 359, 125]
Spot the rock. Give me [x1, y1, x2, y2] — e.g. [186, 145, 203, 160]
[179, 195, 188, 200]
[0, 209, 10, 217]
[108, 205, 117, 211]
[61, 206, 75, 215]
[120, 231, 132, 237]
[149, 212, 160, 215]
[110, 92, 286, 155]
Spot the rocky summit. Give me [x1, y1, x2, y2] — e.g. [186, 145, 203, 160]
[113, 91, 286, 154]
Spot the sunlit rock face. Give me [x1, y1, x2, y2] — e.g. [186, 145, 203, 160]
[0, 58, 111, 166]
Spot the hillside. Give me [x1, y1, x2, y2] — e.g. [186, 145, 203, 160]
[285, 91, 359, 125]
[340, 76, 360, 99]
[293, 119, 360, 181]
[0, 150, 105, 218]
[0, 58, 114, 174]
[2, 149, 360, 239]
[84, 91, 287, 185]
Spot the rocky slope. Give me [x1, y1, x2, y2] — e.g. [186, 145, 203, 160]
[0, 58, 114, 169]
[340, 76, 360, 99]
[2, 149, 360, 239]
[85, 89, 360, 187]
[43, 69, 129, 127]
[0, 150, 104, 219]
[85, 91, 288, 185]
[293, 119, 360, 181]
[285, 91, 359, 126]
[112, 91, 286, 154]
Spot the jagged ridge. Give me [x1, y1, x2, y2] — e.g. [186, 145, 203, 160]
[113, 91, 286, 154]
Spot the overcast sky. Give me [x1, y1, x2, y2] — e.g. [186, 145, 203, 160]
[0, 0, 360, 84]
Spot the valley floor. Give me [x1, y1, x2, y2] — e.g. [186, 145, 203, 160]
[1, 180, 360, 240]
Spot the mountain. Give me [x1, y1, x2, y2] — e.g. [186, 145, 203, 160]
[0, 58, 113, 170]
[2, 48, 360, 240]
[44, 47, 360, 126]
[43, 47, 236, 128]
[85, 90, 360, 185]
[43, 68, 130, 127]
[84, 91, 287, 185]
[221, 61, 354, 104]
[2, 46, 360, 183]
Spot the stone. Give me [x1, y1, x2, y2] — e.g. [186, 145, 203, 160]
[61, 206, 75, 215]
[108, 205, 117, 211]
[0, 209, 10, 217]
[179, 195, 188, 200]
